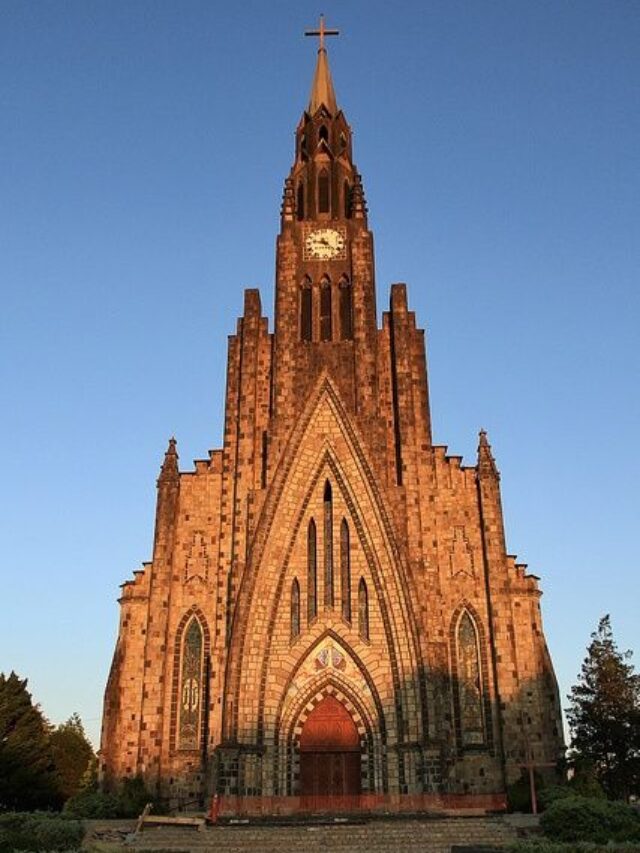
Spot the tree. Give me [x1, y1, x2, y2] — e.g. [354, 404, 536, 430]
[0, 671, 62, 810]
[50, 713, 95, 801]
[567, 615, 640, 800]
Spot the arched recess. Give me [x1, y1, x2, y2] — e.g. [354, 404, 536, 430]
[300, 276, 312, 342]
[449, 603, 494, 754]
[171, 606, 211, 753]
[319, 276, 332, 342]
[317, 168, 330, 213]
[274, 631, 387, 795]
[339, 276, 353, 340]
[222, 376, 427, 771]
[291, 578, 300, 640]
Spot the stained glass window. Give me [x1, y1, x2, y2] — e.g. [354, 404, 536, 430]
[341, 518, 351, 622]
[358, 578, 369, 641]
[179, 617, 203, 750]
[291, 578, 300, 639]
[307, 519, 317, 621]
[324, 481, 334, 606]
[457, 611, 485, 746]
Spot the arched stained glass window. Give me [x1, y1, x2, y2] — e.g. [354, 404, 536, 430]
[179, 617, 203, 750]
[320, 278, 332, 342]
[340, 518, 351, 622]
[291, 578, 300, 639]
[324, 481, 334, 607]
[358, 578, 369, 641]
[300, 277, 312, 342]
[339, 276, 353, 341]
[457, 611, 485, 746]
[318, 169, 330, 213]
[307, 519, 317, 621]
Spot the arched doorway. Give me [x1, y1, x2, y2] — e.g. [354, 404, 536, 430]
[299, 695, 361, 796]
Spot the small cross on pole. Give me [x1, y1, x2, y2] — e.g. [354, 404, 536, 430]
[304, 14, 339, 51]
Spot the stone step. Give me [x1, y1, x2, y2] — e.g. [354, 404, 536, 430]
[127, 816, 518, 852]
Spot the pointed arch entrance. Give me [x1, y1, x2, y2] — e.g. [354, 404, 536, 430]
[299, 695, 361, 796]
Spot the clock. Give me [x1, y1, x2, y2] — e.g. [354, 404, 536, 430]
[304, 227, 347, 260]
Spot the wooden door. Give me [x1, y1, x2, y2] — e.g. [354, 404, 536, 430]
[299, 695, 361, 796]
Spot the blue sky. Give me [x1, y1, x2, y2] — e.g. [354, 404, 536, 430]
[1, 1, 638, 748]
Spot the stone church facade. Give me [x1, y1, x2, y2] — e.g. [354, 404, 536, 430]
[100, 37, 563, 813]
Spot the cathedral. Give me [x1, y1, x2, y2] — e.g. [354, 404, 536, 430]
[100, 26, 563, 815]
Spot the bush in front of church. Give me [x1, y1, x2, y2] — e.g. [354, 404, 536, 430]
[0, 812, 84, 852]
[540, 796, 640, 844]
[64, 775, 159, 819]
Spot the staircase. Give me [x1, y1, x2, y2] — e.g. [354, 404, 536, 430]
[128, 816, 519, 852]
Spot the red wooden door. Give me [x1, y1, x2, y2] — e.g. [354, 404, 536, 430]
[299, 695, 361, 796]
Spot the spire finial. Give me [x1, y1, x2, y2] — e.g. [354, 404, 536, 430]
[305, 15, 339, 115]
[304, 14, 339, 52]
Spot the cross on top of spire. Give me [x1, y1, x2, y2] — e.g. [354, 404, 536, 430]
[304, 14, 339, 51]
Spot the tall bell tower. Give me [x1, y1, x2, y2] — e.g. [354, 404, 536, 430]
[273, 18, 382, 435]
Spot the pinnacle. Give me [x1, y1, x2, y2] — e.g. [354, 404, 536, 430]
[477, 429, 499, 478]
[159, 436, 179, 482]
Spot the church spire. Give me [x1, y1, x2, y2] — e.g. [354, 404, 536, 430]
[305, 15, 339, 115]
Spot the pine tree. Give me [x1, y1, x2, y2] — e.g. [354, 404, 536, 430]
[0, 671, 62, 810]
[567, 615, 640, 800]
[50, 713, 95, 801]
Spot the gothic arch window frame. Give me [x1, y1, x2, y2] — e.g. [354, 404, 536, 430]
[339, 274, 353, 341]
[340, 517, 351, 623]
[307, 518, 318, 622]
[296, 181, 305, 220]
[317, 167, 330, 214]
[300, 275, 313, 342]
[323, 480, 334, 607]
[171, 607, 211, 753]
[343, 179, 351, 218]
[358, 577, 370, 642]
[319, 275, 332, 342]
[449, 604, 494, 753]
[291, 577, 301, 641]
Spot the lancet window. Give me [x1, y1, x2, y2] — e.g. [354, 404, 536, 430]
[291, 578, 300, 639]
[318, 169, 330, 213]
[178, 617, 203, 750]
[320, 277, 332, 341]
[456, 611, 486, 746]
[307, 519, 317, 621]
[324, 481, 334, 606]
[340, 518, 351, 622]
[296, 182, 305, 220]
[358, 578, 369, 641]
[339, 276, 353, 341]
[300, 277, 312, 342]
[343, 180, 351, 217]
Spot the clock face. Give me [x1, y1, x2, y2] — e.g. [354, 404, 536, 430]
[304, 227, 346, 260]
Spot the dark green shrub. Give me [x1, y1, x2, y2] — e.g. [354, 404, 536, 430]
[508, 842, 640, 852]
[537, 785, 574, 810]
[0, 812, 84, 852]
[63, 788, 120, 818]
[63, 774, 157, 819]
[541, 796, 640, 843]
[117, 775, 154, 818]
